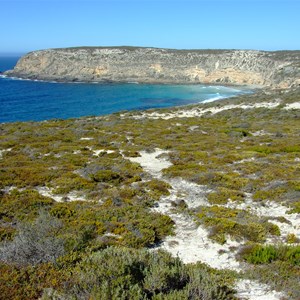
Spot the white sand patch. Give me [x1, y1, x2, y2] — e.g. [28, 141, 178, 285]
[127, 148, 288, 297]
[154, 200, 241, 269]
[1, 186, 24, 193]
[84, 146, 115, 156]
[284, 102, 300, 110]
[235, 279, 284, 300]
[268, 219, 300, 242]
[0, 148, 12, 159]
[121, 100, 281, 120]
[1, 186, 87, 203]
[163, 178, 211, 209]
[162, 221, 241, 269]
[128, 149, 241, 269]
[225, 194, 300, 241]
[93, 149, 115, 156]
[127, 149, 172, 177]
[251, 130, 271, 136]
[189, 125, 199, 131]
[233, 157, 256, 164]
[36, 187, 65, 202]
[103, 233, 120, 237]
[3, 186, 92, 209]
[80, 137, 94, 140]
[36, 186, 87, 202]
[126, 136, 134, 143]
[151, 178, 241, 269]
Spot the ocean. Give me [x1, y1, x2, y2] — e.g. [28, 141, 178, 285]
[0, 56, 252, 123]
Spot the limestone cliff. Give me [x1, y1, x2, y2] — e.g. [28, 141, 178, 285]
[4, 47, 300, 88]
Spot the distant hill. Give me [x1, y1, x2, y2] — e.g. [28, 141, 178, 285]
[5, 47, 300, 88]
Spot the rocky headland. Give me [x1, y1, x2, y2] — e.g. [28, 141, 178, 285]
[4, 46, 300, 88]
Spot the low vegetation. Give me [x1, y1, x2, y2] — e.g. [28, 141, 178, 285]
[0, 87, 299, 299]
[194, 205, 280, 244]
[238, 244, 300, 299]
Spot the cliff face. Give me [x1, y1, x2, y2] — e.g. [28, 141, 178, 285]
[4, 47, 300, 88]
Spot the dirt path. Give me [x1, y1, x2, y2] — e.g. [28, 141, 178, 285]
[128, 148, 285, 300]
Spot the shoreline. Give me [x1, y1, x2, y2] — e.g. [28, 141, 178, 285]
[1, 72, 262, 90]
[0, 77, 256, 124]
[0, 86, 287, 125]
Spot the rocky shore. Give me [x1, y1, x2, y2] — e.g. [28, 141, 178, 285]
[4, 47, 300, 88]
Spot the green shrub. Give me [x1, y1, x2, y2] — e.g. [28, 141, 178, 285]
[0, 211, 65, 266]
[286, 233, 299, 244]
[91, 170, 122, 183]
[244, 260, 300, 300]
[207, 188, 245, 205]
[141, 179, 172, 201]
[264, 222, 281, 236]
[288, 201, 300, 214]
[239, 223, 267, 243]
[0, 262, 68, 300]
[0, 226, 15, 241]
[196, 206, 268, 243]
[0, 189, 54, 222]
[242, 244, 278, 264]
[54, 247, 236, 300]
[242, 244, 300, 265]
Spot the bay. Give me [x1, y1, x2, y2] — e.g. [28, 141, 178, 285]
[0, 56, 251, 123]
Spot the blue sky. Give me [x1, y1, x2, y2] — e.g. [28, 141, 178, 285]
[1, 0, 299, 54]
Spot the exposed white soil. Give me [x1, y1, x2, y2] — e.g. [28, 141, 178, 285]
[225, 194, 300, 242]
[0, 148, 12, 159]
[233, 157, 256, 164]
[164, 178, 212, 209]
[1, 186, 87, 203]
[154, 203, 242, 269]
[129, 151, 242, 269]
[84, 146, 115, 157]
[127, 148, 285, 299]
[93, 149, 115, 156]
[235, 279, 285, 300]
[121, 100, 282, 120]
[2, 186, 23, 193]
[80, 137, 94, 140]
[102, 232, 122, 239]
[284, 102, 300, 109]
[188, 125, 199, 131]
[36, 186, 87, 202]
[128, 149, 172, 177]
[250, 130, 272, 136]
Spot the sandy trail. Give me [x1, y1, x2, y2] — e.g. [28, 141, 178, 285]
[127, 148, 285, 300]
[121, 100, 283, 120]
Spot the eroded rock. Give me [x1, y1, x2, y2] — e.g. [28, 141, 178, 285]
[5, 47, 300, 88]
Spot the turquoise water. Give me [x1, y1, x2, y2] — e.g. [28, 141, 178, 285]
[0, 57, 252, 123]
